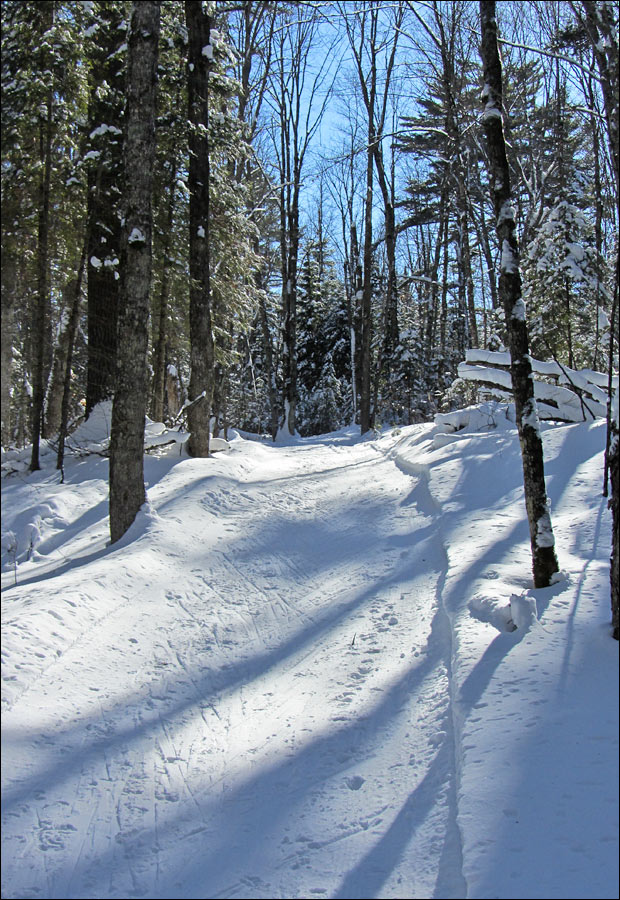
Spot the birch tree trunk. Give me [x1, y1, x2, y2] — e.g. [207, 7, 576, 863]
[479, 0, 560, 589]
[109, 1, 160, 544]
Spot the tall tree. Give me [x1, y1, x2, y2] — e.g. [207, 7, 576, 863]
[109, 0, 160, 543]
[85, 1, 126, 418]
[29, 1, 55, 470]
[2, 0, 90, 451]
[149, 5, 187, 425]
[479, 0, 560, 589]
[340, 1, 383, 434]
[185, 0, 214, 457]
[269, 4, 333, 436]
[570, 1, 619, 196]
[343, 1, 404, 372]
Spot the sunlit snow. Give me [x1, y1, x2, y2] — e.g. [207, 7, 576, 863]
[1, 406, 618, 900]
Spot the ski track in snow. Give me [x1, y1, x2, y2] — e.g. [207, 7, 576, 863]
[1, 433, 465, 900]
[1, 419, 617, 900]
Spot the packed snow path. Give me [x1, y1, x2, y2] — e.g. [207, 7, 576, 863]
[2, 432, 465, 900]
[2, 418, 617, 900]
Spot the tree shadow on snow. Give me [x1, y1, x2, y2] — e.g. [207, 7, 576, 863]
[2, 550, 462, 900]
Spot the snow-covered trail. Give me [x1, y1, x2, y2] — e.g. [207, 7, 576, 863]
[2, 430, 466, 900]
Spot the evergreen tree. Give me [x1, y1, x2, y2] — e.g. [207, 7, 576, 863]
[523, 200, 609, 368]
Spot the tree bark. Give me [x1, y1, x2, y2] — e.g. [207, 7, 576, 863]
[30, 95, 53, 469]
[185, 0, 214, 458]
[150, 164, 177, 423]
[1, 250, 17, 447]
[85, 3, 125, 418]
[257, 274, 279, 440]
[360, 115, 374, 435]
[609, 405, 619, 639]
[30, 1, 54, 471]
[45, 279, 77, 438]
[56, 226, 89, 476]
[576, 1, 619, 197]
[479, 0, 560, 589]
[109, 0, 160, 544]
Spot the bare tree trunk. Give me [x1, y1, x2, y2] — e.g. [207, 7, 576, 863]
[342, 1, 402, 433]
[574, 1, 619, 196]
[360, 116, 374, 435]
[85, 3, 125, 418]
[45, 279, 77, 438]
[373, 147, 399, 363]
[30, 51, 54, 472]
[604, 271, 619, 638]
[1, 252, 16, 447]
[438, 208, 450, 382]
[56, 234, 88, 478]
[350, 220, 363, 424]
[609, 390, 619, 639]
[109, 0, 160, 544]
[257, 275, 279, 440]
[269, 6, 332, 436]
[479, 0, 559, 589]
[150, 166, 177, 423]
[185, 0, 214, 457]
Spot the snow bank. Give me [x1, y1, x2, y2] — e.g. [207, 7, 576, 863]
[1, 410, 617, 900]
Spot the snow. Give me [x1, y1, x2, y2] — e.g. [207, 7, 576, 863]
[128, 227, 146, 244]
[457, 353, 614, 423]
[510, 297, 526, 320]
[501, 240, 518, 275]
[521, 397, 541, 433]
[497, 200, 515, 226]
[598, 307, 610, 332]
[89, 124, 123, 139]
[535, 506, 555, 548]
[481, 106, 502, 122]
[1, 408, 617, 900]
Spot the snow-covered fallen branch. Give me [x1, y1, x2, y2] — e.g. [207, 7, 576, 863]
[456, 350, 616, 423]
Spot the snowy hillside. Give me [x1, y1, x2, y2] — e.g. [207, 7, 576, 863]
[1, 405, 618, 900]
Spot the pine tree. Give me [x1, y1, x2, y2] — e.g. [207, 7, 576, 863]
[523, 200, 609, 368]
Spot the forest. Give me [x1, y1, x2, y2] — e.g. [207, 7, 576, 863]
[1, 4, 619, 897]
[1, 0, 618, 554]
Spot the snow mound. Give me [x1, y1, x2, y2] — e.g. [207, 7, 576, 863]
[468, 592, 517, 632]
